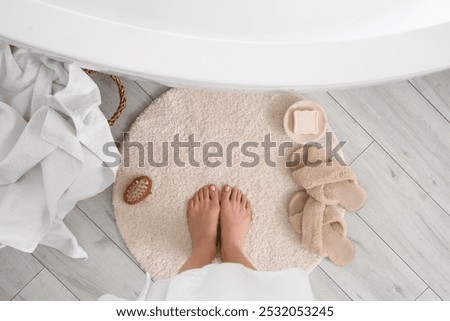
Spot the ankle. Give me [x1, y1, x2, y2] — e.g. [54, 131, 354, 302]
[221, 242, 244, 262]
[192, 240, 217, 262]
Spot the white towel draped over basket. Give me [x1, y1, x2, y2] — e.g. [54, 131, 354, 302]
[0, 42, 119, 258]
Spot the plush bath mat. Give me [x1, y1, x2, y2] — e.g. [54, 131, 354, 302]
[113, 89, 341, 279]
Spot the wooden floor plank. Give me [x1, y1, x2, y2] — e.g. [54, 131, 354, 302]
[13, 269, 78, 301]
[309, 268, 351, 301]
[302, 92, 373, 163]
[0, 247, 43, 300]
[33, 208, 146, 300]
[135, 80, 169, 101]
[409, 70, 450, 122]
[320, 213, 427, 300]
[416, 288, 442, 301]
[330, 81, 450, 211]
[76, 187, 139, 266]
[351, 143, 450, 300]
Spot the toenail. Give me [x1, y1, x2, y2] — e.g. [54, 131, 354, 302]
[210, 185, 216, 191]
[225, 185, 230, 191]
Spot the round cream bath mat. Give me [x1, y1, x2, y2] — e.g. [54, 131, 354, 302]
[113, 89, 331, 279]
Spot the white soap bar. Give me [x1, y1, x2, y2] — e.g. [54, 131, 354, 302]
[293, 110, 319, 134]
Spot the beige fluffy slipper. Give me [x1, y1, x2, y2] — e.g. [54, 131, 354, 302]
[291, 147, 367, 212]
[288, 190, 355, 266]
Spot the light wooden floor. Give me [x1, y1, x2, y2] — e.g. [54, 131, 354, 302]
[1, 70, 449, 301]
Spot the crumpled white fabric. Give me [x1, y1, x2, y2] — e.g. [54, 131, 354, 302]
[0, 42, 119, 258]
[100, 263, 314, 301]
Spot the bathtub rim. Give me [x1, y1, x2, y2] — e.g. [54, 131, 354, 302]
[2, 0, 450, 91]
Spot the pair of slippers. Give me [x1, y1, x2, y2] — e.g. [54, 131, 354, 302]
[288, 147, 366, 266]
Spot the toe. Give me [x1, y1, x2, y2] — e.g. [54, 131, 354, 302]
[241, 194, 247, 204]
[246, 199, 252, 212]
[222, 185, 231, 201]
[203, 186, 210, 200]
[231, 188, 238, 201]
[194, 192, 200, 204]
[198, 188, 204, 201]
[210, 185, 219, 202]
[236, 190, 242, 202]
[188, 198, 194, 209]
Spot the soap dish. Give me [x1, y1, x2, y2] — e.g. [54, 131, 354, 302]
[283, 100, 328, 144]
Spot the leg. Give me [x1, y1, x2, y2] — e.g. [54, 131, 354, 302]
[179, 185, 220, 273]
[220, 185, 255, 270]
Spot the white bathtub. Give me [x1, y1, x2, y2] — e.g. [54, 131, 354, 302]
[1, 0, 450, 91]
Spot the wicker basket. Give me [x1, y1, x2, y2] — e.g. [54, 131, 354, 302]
[84, 69, 127, 126]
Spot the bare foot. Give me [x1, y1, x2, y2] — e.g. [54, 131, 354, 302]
[179, 185, 220, 272]
[220, 185, 254, 268]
